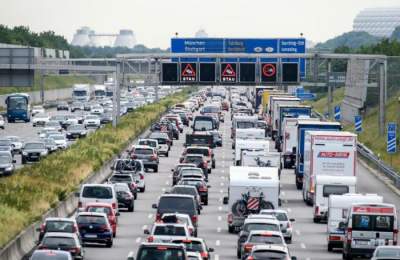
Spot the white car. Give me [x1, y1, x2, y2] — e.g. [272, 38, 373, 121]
[6, 136, 24, 154]
[144, 223, 190, 243]
[0, 115, 4, 129]
[90, 105, 104, 115]
[48, 134, 68, 149]
[83, 115, 101, 128]
[32, 113, 50, 127]
[31, 105, 45, 116]
[44, 121, 62, 132]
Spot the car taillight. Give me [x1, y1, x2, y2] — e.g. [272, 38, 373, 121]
[347, 228, 352, 243]
[199, 185, 207, 192]
[191, 215, 198, 224]
[140, 174, 144, 180]
[131, 154, 137, 159]
[247, 257, 255, 260]
[112, 202, 116, 209]
[78, 201, 82, 208]
[38, 245, 47, 250]
[200, 251, 208, 259]
[147, 236, 154, 242]
[394, 229, 398, 245]
[315, 206, 319, 215]
[130, 183, 136, 190]
[109, 217, 116, 225]
[151, 154, 157, 160]
[100, 224, 109, 232]
[70, 247, 80, 254]
[244, 243, 253, 252]
[156, 213, 161, 221]
[329, 235, 341, 241]
[227, 213, 233, 224]
[188, 227, 193, 235]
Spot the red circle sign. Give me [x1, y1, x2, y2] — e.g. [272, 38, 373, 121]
[262, 64, 276, 77]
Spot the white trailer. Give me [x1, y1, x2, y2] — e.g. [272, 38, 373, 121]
[234, 139, 269, 166]
[72, 84, 91, 102]
[303, 131, 357, 205]
[327, 193, 383, 252]
[224, 166, 280, 233]
[270, 97, 300, 140]
[313, 175, 357, 222]
[93, 85, 106, 100]
[281, 116, 312, 169]
[233, 128, 265, 149]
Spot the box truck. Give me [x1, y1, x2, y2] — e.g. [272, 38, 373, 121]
[295, 120, 342, 190]
[303, 131, 357, 205]
[224, 166, 280, 233]
[234, 139, 270, 166]
[270, 97, 300, 141]
[233, 128, 265, 149]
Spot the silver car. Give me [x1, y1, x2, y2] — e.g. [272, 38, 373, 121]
[260, 209, 295, 243]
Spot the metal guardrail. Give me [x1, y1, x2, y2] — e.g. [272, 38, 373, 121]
[312, 111, 400, 188]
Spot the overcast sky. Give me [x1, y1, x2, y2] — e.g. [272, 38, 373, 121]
[0, 0, 398, 48]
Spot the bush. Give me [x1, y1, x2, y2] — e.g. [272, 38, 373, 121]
[0, 89, 191, 248]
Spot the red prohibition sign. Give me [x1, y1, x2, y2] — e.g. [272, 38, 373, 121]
[262, 64, 276, 77]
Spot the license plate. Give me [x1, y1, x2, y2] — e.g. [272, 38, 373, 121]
[356, 240, 369, 245]
[30, 156, 38, 158]
[85, 234, 97, 238]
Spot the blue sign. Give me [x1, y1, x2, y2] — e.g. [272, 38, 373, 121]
[387, 122, 397, 154]
[171, 38, 306, 78]
[355, 115, 362, 133]
[334, 106, 341, 121]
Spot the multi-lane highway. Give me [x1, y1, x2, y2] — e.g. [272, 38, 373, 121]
[70, 103, 400, 260]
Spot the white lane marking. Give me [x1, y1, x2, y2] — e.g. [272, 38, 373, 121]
[136, 237, 141, 243]
[287, 208, 292, 213]
[281, 191, 285, 196]
[216, 240, 221, 246]
[301, 243, 306, 249]
[217, 227, 221, 233]
[218, 206, 223, 211]
[218, 216, 222, 221]
[215, 255, 219, 260]
[220, 182, 224, 186]
[165, 181, 169, 185]
[142, 225, 148, 230]
[162, 188, 166, 192]
[295, 230, 300, 236]
[220, 189, 224, 193]
[148, 214, 153, 219]
[305, 258, 311, 260]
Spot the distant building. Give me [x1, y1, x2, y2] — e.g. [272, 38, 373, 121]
[71, 27, 137, 48]
[353, 7, 400, 37]
[195, 29, 208, 38]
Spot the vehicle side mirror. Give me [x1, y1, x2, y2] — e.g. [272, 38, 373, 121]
[143, 229, 150, 235]
[12, 160, 16, 163]
[152, 203, 157, 209]
[223, 196, 228, 205]
[290, 218, 295, 222]
[110, 166, 113, 170]
[116, 212, 120, 216]
[208, 247, 214, 252]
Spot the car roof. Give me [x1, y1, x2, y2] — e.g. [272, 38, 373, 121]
[186, 146, 209, 150]
[85, 202, 113, 208]
[44, 217, 75, 222]
[160, 194, 195, 199]
[77, 212, 107, 218]
[172, 185, 197, 190]
[248, 230, 284, 236]
[244, 218, 280, 225]
[43, 232, 77, 238]
[153, 223, 187, 228]
[82, 183, 114, 188]
[32, 249, 72, 256]
[260, 209, 288, 214]
[251, 244, 289, 252]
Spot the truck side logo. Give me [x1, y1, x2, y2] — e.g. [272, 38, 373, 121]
[318, 152, 349, 158]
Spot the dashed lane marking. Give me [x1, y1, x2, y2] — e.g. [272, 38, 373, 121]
[217, 227, 221, 233]
[301, 243, 306, 249]
[295, 230, 300, 236]
[148, 214, 153, 219]
[135, 237, 141, 243]
[216, 240, 221, 246]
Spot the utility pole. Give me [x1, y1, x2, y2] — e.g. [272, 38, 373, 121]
[112, 60, 121, 128]
[379, 60, 386, 136]
[327, 59, 332, 119]
[40, 70, 45, 104]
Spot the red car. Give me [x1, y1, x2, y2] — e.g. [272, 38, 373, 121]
[85, 202, 119, 237]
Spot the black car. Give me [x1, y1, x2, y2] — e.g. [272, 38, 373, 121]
[71, 102, 84, 112]
[177, 178, 210, 205]
[66, 124, 88, 140]
[108, 174, 138, 199]
[21, 142, 48, 164]
[114, 183, 134, 212]
[171, 163, 197, 185]
[170, 185, 202, 214]
[37, 233, 84, 260]
[57, 101, 69, 111]
[128, 242, 187, 260]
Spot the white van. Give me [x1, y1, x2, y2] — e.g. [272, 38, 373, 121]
[342, 203, 398, 259]
[327, 193, 383, 252]
[313, 175, 357, 223]
[78, 184, 119, 213]
[233, 128, 265, 149]
[224, 166, 280, 233]
[235, 140, 269, 166]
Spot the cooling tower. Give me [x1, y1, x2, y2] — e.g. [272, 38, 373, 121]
[71, 27, 91, 46]
[114, 30, 136, 48]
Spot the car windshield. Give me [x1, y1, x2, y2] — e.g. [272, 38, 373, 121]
[77, 215, 106, 224]
[323, 185, 349, 197]
[376, 248, 400, 257]
[31, 251, 70, 260]
[82, 186, 113, 199]
[262, 212, 288, 221]
[150, 133, 168, 139]
[202, 106, 219, 113]
[171, 187, 198, 196]
[184, 156, 202, 163]
[42, 237, 75, 247]
[186, 148, 208, 156]
[172, 240, 203, 252]
[134, 148, 153, 155]
[252, 250, 287, 259]
[158, 197, 195, 213]
[180, 169, 203, 175]
[110, 175, 132, 182]
[139, 140, 157, 147]
[114, 184, 130, 193]
[352, 214, 394, 232]
[244, 223, 280, 232]
[194, 120, 213, 131]
[68, 125, 84, 131]
[0, 156, 11, 164]
[45, 221, 74, 233]
[237, 121, 256, 129]
[249, 234, 284, 244]
[137, 247, 185, 260]
[87, 206, 112, 215]
[50, 135, 65, 140]
[154, 225, 186, 236]
[115, 160, 139, 171]
[24, 143, 45, 150]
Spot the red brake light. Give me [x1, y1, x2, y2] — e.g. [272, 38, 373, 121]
[151, 154, 157, 160]
[394, 229, 398, 245]
[147, 236, 154, 242]
[199, 185, 207, 192]
[38, 245, 47, 250]
[244, 243, 253, 252]
[200, 251, 208, 258]
[100, 224, 109, 232]
[112, 202, 116, 209]
[131, 154, 137, 159]
[191, 215, 198, 224]
[247, 257, 254, 260]
[315, 206, 319, 215]
[140, 174, 144, 180]
[347, 228, 352, 242]
[40, 223, 45, 232]
[227, 213, 233, 224]
[70, 247, 80, 254]
[156, 213, 161, 221]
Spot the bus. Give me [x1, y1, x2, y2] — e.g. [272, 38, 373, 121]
[5, 93, 31, 122]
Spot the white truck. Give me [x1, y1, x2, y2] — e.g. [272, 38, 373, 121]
[93, 85, 106, 100]
[313, 175, 357, 223]
[231, 115, 258, 139]
[234, 139, 269, 166]
[223, 166, 280, 233]
[240, 150, 281, 177]
[72, 84, 91, 102]
[303, 131, 357, 205]
[269, 97, 300, 141]
[233, 128, 265, 149]
[327, 193, 383, 252]
[281, 116, 312, 169]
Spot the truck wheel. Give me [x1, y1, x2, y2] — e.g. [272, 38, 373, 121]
[296, 180, 302, 190]
[212, 161, 216, 169]
[237, 249, 241, 259]
[313, 217, 320, 223]
[260, 200, 274, 210]
[165, 151, 169, 157]
[228, 226, 235, 233]
[154, 166, 158, 173]
[328, 243, 333, 252]
[204, 197, 208, 206]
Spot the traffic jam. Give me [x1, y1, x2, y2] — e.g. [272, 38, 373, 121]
[27, 85, 399, 260]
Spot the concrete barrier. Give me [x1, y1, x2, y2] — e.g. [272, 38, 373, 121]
[0, 127, 152, 260]
[0, 88, 73, 108]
